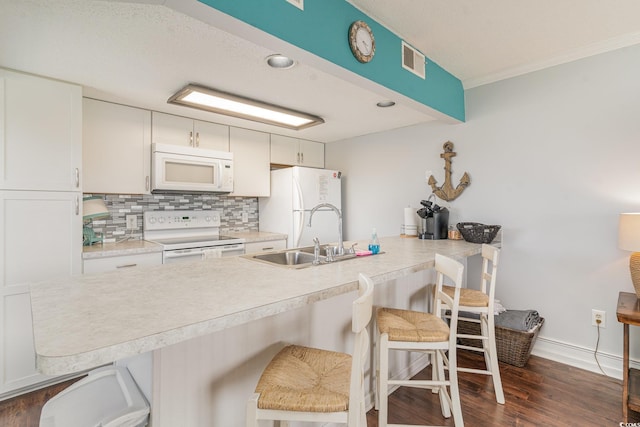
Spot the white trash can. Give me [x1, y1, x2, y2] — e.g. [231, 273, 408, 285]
[39, 366, 150, 427]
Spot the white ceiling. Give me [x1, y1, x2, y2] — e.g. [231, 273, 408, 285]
[1, 0, 639, 143]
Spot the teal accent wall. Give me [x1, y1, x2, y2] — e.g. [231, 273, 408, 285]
[197, 0, 465, 121]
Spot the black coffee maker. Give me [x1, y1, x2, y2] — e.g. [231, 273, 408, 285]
[417, 197, 449, 240]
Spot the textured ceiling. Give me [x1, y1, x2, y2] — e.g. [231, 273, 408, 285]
[1, 0, 639, 142]
[348, 0, 640, 88]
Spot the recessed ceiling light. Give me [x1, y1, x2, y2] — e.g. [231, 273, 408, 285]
[167, 84, 324, 130]
[377, 100, 396, 108]
[266, 54, 296, 69]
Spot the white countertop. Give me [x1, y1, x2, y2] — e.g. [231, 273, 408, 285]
[32, 236, 483, 375]
[82, 231, 286, 259]
[82, 240, 163, 259]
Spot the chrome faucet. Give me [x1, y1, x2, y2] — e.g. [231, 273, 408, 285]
[312, 237, 321, 265]
[308, 203, 344, 256]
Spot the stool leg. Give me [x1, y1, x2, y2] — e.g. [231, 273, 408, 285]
[486, 313, 505, 404]
[435, 350, 452, 418]
[447, 349, 464, 427]
[374, 318, 380, 411]
[378, 334, 389, 427]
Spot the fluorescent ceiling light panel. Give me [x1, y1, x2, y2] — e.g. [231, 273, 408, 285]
[168, 84, 324, 130]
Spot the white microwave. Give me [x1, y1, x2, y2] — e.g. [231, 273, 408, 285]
[151, 143, 233, 193]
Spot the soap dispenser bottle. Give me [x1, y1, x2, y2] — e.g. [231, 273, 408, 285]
[369, 228, 380, 254]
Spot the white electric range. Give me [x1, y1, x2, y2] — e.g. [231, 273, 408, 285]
[143, 210, 245, 264]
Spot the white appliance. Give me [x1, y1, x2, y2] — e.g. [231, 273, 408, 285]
[151, 143, 234, 193]
[259, 167, 342, 248]
[143, 210, 245, 264]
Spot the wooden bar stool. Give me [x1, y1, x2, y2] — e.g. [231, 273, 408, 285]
[442, 244, 504, 404]
[376, 254, 465, 427]
[245, 273, 374, 427]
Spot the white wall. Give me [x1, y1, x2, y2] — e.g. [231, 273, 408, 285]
[326, 43, 640, 375]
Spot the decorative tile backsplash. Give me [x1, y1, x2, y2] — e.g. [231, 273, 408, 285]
[84, 193, 258, 243]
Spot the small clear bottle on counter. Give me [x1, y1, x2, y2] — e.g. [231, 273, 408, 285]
[369, 228, 380, 254]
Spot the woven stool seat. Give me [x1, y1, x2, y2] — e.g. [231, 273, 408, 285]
[247, 274, 374, 427]
[442, 285, 489, 307]
[255, 345, 351, 412]
[377, 307, 449, 342]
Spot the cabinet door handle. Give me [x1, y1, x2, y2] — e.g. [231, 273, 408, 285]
[262, 247, 275, 251]
[75, 195, 80, 215]
[116, 263, 137, 269]
[145, 175, 150, 191]
[300, 152, 304, 163]
[297, 152, 300, 163]
[189, 131, 193, 146]
[196, 132, 200, 147]
[74, 168, 80, 188]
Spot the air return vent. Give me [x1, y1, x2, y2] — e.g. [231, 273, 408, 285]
[402, 41, 426, 79]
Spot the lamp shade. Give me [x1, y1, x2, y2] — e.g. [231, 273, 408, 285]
[619, 213, 640, 251]
[83, 197, 109, 221]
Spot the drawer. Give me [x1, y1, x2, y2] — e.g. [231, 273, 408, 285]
[244, 239, 286, 255]
[83, 252, 162, 274]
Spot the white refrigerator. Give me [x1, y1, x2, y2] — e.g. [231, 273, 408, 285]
[259, 167, 342, 249]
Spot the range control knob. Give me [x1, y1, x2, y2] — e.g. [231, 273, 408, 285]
[205, 216, 212, 222]
[148, 216, 157, 224]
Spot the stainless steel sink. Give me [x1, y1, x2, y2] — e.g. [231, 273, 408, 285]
[244, 246, 358, 268]
[252, 251, 319, 267]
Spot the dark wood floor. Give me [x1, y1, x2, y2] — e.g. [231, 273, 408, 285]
[0, 350, 636, 426]
[368, 350, 637, 427]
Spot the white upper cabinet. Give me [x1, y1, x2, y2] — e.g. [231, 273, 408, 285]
[151, 111, 229, 151]
[83, 98, 151, 194]
[229, 127, 270, 197]
[270, 134, 324, 168]
[0, 69, 82, 191]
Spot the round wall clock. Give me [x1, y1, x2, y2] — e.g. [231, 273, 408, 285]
[348, 20, 375, 63]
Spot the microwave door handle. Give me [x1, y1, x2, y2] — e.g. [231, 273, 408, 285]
[217, 163, 223, 190]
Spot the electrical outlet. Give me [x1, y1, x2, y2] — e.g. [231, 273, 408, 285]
[592, 309, 606, 328]
[126, 214, 137, 230]
[242, 212, 249, 223]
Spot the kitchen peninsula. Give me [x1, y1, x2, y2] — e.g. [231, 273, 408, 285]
[30, 236, 486, 426]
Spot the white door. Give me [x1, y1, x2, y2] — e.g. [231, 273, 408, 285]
[0, 69, 82, 192]
[151, 112, 194, 147]
[0, 191, 82, 397]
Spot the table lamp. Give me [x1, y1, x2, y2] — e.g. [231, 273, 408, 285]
[83, 196, 110, 246]
[619, 213, 640, 298]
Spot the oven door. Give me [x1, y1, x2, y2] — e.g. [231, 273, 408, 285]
[163, 244, 245, 264]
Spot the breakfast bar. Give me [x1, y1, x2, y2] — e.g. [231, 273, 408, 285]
[30, 236, 485, 426]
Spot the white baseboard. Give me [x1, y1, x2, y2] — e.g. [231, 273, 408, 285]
[531, 336, 625, 380]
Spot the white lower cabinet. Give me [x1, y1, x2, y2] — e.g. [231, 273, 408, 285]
[83, 252, 162, 274]
[82, 250, 162, 405]
[244, 239, 286, 254]
[0, 191, 82, 398]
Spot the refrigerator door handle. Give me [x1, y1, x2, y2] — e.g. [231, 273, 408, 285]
[293, 177, 305, 247]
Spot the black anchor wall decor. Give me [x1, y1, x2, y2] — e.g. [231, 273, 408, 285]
[427, 141, 470, 201]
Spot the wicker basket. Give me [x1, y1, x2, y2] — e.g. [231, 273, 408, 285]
[456, 222, 501, 244]
[457, 318, 544, 367]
